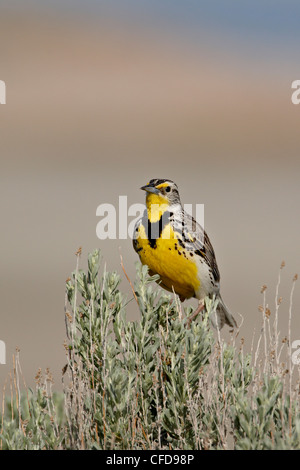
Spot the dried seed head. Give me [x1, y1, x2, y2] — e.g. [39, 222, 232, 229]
[265, 307, 271, 318]
[258, 305, 264, 312]
[277, 296, 283, 305]
[293, 274, 298, 282]
[280, 261, 285, 269]
[35, 368, 42, 385]
[75, 246, 82, 256]
[65, 311, 73, 323]
[261, 285, 267, 293]
[46, 368, 54, 383]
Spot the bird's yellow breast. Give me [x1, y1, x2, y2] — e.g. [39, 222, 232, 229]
[135, 222, 200, 300]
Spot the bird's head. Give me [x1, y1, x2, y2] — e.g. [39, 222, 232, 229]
[141, 179, 181, 221]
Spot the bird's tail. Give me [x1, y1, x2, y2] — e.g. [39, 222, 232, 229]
[211, 295, 237, 330]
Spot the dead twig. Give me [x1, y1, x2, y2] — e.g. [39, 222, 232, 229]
[119, 252, 139, 305]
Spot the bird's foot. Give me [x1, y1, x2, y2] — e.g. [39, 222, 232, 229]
[186, 300, 205, 329]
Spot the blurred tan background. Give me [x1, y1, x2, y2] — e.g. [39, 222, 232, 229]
[0, 2, 300, 388]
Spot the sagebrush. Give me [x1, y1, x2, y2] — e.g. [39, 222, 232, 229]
[1, 250, 299, 449]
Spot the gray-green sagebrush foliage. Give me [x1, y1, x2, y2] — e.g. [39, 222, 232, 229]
[1, 249, 299, 449]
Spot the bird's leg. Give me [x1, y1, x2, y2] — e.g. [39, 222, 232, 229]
[187, 299, 205, 329]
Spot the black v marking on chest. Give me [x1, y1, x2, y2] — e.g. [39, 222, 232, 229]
[142, 211, 173, 249]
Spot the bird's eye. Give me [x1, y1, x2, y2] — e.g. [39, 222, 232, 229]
[165, 186, 171, 193]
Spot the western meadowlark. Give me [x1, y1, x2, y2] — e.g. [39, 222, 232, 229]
[133, 178, 237, 329]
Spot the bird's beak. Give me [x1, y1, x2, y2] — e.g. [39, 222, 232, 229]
[140, 184, 160, 195]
